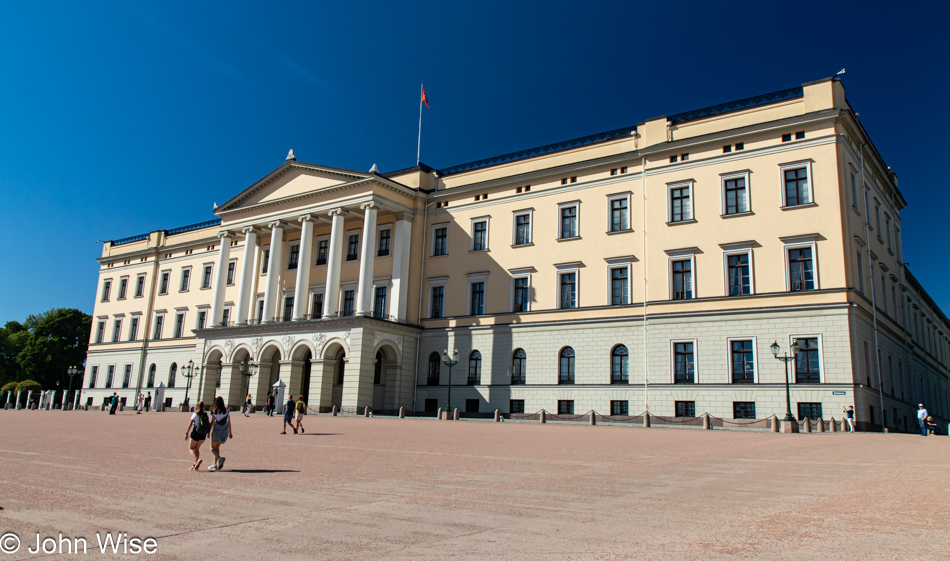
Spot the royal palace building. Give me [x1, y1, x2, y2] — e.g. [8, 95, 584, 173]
[82, 77, 950, 431]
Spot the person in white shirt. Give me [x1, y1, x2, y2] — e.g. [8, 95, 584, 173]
[917, 404, 929, 436]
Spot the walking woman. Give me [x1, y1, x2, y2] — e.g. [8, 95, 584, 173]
[243, 393, 253, 417]
[208, 396, 233, 471]
[294, 395, 307, 434]
[185, 401, 210, 470]
[282, 394, 296, 434]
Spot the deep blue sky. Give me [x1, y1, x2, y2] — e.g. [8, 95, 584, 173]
[1, 1, 948, 323]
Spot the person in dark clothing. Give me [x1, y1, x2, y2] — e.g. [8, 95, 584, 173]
[109, 393, 119, 415]
[144, 392, 152, 412]
[266, 392, 276, 416]
[282, 395, 296, 434]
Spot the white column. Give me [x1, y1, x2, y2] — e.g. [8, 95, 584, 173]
[209, 231, 232, 327]
[293, 215, 315, 320]
[323, 208, 345, 319]
[262, 221, 285, 323]
[390, 214, 413, 322]
[356, 202, 378, 316]
[235, 227, 258, 325]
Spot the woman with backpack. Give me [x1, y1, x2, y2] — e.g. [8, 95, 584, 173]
[294, 395, 307, 434]
[185, 400, 210, 470]
[208, 396, 233, 471]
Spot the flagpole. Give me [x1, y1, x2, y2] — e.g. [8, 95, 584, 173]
[417, 83, 423, 166]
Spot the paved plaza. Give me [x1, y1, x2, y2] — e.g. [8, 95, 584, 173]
[0, 410, 947, 560]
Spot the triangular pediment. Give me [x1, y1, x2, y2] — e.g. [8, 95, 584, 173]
[216, 162, 373, 214]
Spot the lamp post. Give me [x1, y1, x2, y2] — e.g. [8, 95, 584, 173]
[67, 366, 80, 410]
[182, 360, 200, 408]
[770, 339, 801, 425]
[441, 348, 459, 418]
[240, 358, 259, 401]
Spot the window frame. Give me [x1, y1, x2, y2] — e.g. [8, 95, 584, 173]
[287, 242, 300, 270]
[466, 273, 488, 316]
[226, 259, 237, 286]
[376, 225, 392, 258]
[111, 317, 123, 343]
[345, 230, 361, 262]
[558, 346, 575, 385]
[117, 276, 129, 300]
[152, 314, 164, 340]
[611, 344, 629, 384]
[779, 160, 814, 208]
[512, 209, 533, 246]
[201, 263, 213, 289]
[426, 352, 441, 386]
[671, 339, 698, 384]
[667, 180, 695, 224]
[607, 192, 632, 233]
[470, 216, 490, 252]
[135, 273, 147, 298]
[373, 283, 389, 319]
[468, 350, 481, 385]
[556, 265, 579, 309]
[179, 266, 192, 292]
[721, 244, 754, 296]
[511, 348, 526, 385]
[733, 401, 756, 419]
[174, 312, 186, 338]
[101, 279, 112, 302]
[791, 334, 823, 384]
[431, 223, 449, 257]
[158, 270, 170, 295]
[607, 262, 632, 305]
[128, 315, 139, 341]
[557, 200, 580, 240]
[427, 279, 447, 319]
[720, 171, 751, 216]
[315, 235, 330, 266]
[783, 238, 819, 292]
[667, 250, 697, 300]
[727, 336, 757, 384]
[508, 268, 533, 312]
[310, 287, 326, 319]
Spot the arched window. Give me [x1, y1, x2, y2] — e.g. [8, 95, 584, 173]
[511, 349, 526, 385]
[336, 352, 346, 385]
[168, 363, 177, 388]
[427, 352, 440, 385]
[468, 351, 481, 385]
[147, 364, 156, 388]
[559, 347, 575, 385]
[374, 350, 383, 385]
[611, 345, 629, 384]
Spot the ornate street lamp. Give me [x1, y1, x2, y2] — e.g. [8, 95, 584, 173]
[240, 358, 259, 399]
[182, 360, 201, 408]
[441, 348, 459, 417]
[770, 339, 801, 425]
[67, 365, 80, 410]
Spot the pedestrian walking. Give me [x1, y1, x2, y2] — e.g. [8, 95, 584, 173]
[144, 392, 152, 412]
[294, 395, 307, 434]
[918, 404, 929, 436]
[843, 406, 855, 432]
[136, 393, 144, 414]
[282, 395, 296, 434]
[208, 396, 233, 471]
[109, 393, 118, 415]
[243, 394, 253, 417]
[266, 392, 276, 416]
[186, 401, 211, 470]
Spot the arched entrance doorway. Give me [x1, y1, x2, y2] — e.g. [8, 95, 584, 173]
[300, 349, 312, 405]
[372, 345, 399, 412]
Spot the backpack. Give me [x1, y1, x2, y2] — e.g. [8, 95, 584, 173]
[194, 412, 211, 435]
[215, 410, 229, 426]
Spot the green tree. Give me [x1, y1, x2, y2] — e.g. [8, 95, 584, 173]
[0, 321, 29, 386]
[15, 309, 91, 390]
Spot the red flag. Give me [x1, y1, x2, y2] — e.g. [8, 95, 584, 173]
[421, 85, 430, 109]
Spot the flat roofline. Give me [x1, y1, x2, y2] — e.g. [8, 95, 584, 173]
[109, 218, 221, 246]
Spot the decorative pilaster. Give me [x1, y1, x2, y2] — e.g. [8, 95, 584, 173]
[262, 221, 285, 323]
[293, 215, 315, 320]
[323, 209, 345, 319]
[235, 226, 258, 325]
[209, 231, 233, 327]
[356, 202, 378, 316]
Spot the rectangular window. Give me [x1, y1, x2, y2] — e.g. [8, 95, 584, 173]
[179, 269, 191, 292]
[611, 267, 629, 305]
[128, 317, 139, 341]
[788, 247, 815, 291]
[609, 196, 629, 232]
[256, 300, 264, 323]
[346, 235, 359, 261]
[559, 272, 577, 309]
[783, 167, 810, 206]
[514, 213, 531, 245]
[88, 366, 98, 388]
[95, 321, 105, 344]
[135, 274, 146, 297]
[795, 130, 805, 140]
[674, 342, 695, 383]
[287, 244, 300, 269]
[430, 286, 444, 318]
[610, 400, 629, 416]
[262, 249, 271, 274]
[797, 402, 823, 420]
[197, 311, 206, 330]
[201, 265, 212, 289]
[856, 251, 864, 294]
[316, 239, 329, 265]
[152, 315, 163, 340]
[122, 364, 132, 389]
[374, 286, 387, 318]
[465, 399, 480, 413]
[433, 227, 448, 256]
[101, 280, 112, 302]
[105, 365, 115, 389]
[672, 259, 692, 300]
[513, 277, 529, 312]
[727, 253, 750, 295]
[782, 133, 792, 142]
[227, 261, 236, 285]
[377, 229, 391, 257]
[733, 402, 756, 419]
[723, 144, 732, 153]
[118, 278, 128, 300]
[794, 337, 820, 383]
[342, 290, 355, 317]
[472, 220, 487, 251]
[881, 271, 888, 315]
[851, 173, 858, 210]
[159, 271, 169, 294]
[174, 313, 185, 338]
[557, 400, 574, 415]
[875, 203, 882, 238]
[510, 399, 525, 414]
[675, 401, 695, 417]
[221, 308, 230, 326]
[470, 282, 485, 315]
[559, 205, 578, 239]
[723, 176, 748, 214]
[730, 340, 754, 383]
[111, 319, 122, 343]
[283, 297, 294, 321]
[670, 185, 692, 222]
[312, 293, 324, 318]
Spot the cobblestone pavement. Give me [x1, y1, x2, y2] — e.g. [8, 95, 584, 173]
[0, 410, 947, 560]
